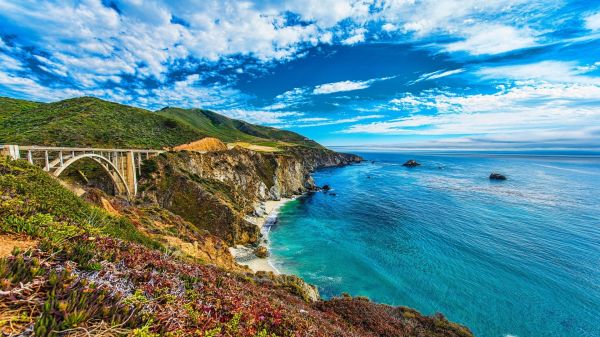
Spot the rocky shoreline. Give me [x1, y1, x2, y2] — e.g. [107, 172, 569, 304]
[229, 197, 298, 273]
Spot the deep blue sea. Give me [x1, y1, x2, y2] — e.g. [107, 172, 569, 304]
[268, 152, 600, 337]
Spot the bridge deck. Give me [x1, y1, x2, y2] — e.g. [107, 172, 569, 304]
[3, 145, 164, 154]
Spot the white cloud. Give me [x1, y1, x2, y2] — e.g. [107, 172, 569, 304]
[0, 0, 331, 84]
[279, 0, 370, 28]
[341, 106, 600, 136]
[585, 12, 600, 31]
[444, 24, 537, 55]
[313, 80, 372, 94]
[426, 69, 465, 80]
[217, 109, 303, 125]
[264, 87, 312, 110]
[341, 81, 600, 143]
[393, 82, 600, 114]
[0, 52, 24, 72]
[341, 33, 365, 45]
[295, 114, 384, 127]
[296, 117, 329, 122]
[382, 23, 397, 32]
[341, 28, 367, 45]
[411, 68, 464, 84]
[477, 61, 600, 84]
[312, 76, 393, 95]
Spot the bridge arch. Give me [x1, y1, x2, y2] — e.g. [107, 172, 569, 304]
[53, 153, 132, 197]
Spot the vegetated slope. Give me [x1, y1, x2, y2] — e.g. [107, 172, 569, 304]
[0, 157, 473, 337]
[0, 97, 42, 117]
[157, 107, 322, 148]
[0, 97, 203, 149]
[0, 96, 321, 150]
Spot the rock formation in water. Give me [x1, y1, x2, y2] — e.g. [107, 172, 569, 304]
[402, 159, 421, 167]
[490, 173, 507, 180]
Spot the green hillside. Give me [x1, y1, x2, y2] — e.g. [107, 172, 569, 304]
[0, 97, 202, 149]
[0, 96, 321, 149]
[0, 97, 42, 124]
[157, 107, 321, 148]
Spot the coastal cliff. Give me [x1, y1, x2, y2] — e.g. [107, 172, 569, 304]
[139, 147, 361, 244]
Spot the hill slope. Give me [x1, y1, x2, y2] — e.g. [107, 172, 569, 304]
[157, 107, 321, 148]
[0, 96, 320, 149]
[0, 97, 201, 148]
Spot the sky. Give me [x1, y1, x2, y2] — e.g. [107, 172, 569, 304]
[1, 0, 600, 150]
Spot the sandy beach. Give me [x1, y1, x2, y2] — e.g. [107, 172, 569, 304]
[229, 197, 296, 273]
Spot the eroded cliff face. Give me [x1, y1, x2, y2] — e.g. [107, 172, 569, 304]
[83, 188, 246, 272]
[139, 147, 361, 245]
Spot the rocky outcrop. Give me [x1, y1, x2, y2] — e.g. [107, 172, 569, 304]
[489, 173, 507, 180]
[173, 137, 228, 152]
[402, 159, 421, 167]
[254, 246, 269, 258]
[284, 146, 362, 170]
[139, 147, 361, 245]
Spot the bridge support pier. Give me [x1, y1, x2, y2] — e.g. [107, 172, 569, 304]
[1, 145, 20, 160]
[125, 151, 137, 196]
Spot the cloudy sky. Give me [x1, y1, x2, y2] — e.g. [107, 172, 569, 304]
[1, 0, 600, 150]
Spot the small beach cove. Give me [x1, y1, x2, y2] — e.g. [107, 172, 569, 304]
[229, 197, 298, 274]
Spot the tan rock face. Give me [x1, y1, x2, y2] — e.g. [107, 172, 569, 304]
[139, 147, 361, 245]
[172, 137, 228, 152]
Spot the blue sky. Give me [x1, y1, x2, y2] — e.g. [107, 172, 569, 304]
[1, 0, 600, 150]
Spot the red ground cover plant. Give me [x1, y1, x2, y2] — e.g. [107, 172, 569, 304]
[1, 236, 472, 336]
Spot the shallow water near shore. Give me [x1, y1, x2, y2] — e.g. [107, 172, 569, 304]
[268, 152, 600, 337]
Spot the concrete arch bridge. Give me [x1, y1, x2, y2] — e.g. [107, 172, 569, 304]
[1, 144, 163, 198]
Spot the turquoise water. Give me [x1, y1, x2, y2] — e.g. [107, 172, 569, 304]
[269, 152, 600, 337]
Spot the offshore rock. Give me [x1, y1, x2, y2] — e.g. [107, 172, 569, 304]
[402, 159, 421, 167]
[490, 173, 507, 180]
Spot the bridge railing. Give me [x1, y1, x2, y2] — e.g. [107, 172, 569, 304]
[14, 145, 163, 154]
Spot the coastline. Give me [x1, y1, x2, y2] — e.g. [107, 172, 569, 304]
[229, 197, 297, 273]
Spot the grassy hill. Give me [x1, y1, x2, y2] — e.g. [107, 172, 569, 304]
[0, 96, 321, 149]
[0, 97, 201, 149]
[157, 107, 321, 148]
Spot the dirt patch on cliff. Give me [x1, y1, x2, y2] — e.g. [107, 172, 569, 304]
[163, 235, 247, 272]
[100, 197, 120, 216]
[0, 235, 37, 257]
[230, 141, 282, 152]
[174, 137, 227, 152]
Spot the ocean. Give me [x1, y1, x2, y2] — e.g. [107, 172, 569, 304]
[268, 152, 600, 337]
